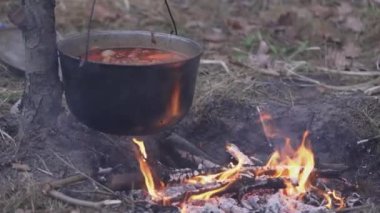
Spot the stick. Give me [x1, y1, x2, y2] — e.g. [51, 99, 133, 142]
[176, 150, 220, 168]
[164, 167, 224, 183]
[201, 59, 233, 76]
[357, 135, 380, 145]
[157, 181, 230, 204]
[47, 190, 121, 209]
[160, 133, 220, 168]
[365, 85, 380, 95]
[238, 177, 287, 199]
[256, 106, 274, 148]
[316, 67, 380, 77]
[226, 143, 253, 165]
[53, 152, 116, 194]
[45, 174, 87, 190]
[0, 127, 15, 143]
[336, 204, 375, 213]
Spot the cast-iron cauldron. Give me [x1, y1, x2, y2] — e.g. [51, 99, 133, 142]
[58, 31, 203, 135]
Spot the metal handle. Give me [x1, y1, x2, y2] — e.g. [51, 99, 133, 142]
[80, 0, 97, 67]
[80, 0, 178, 67]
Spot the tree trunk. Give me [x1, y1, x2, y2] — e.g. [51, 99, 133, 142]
[19, 0, 62, 141]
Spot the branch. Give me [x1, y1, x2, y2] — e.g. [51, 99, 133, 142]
[47, 190, 121, 209]
[42, 174, 121, 209]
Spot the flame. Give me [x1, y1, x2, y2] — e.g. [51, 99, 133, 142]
[132, 110, 346, 211]
[170, 81, 181, 117]
[327, 190, 345, 209]
[257, 109, 278, 139]
[159, 81, 181, 126]
[186, 144, 245, 200]
[262, 131, 315, 196]
[133, 138, 160, 200]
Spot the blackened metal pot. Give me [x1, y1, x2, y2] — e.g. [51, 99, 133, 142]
[58, 31, 203, 135]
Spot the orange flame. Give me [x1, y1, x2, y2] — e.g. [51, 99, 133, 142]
[258, 110, 278, 139]
[186, 144, 245, 200]
[170, 81, 181, 117]
[159, 81, 181, 127]
[133, 114, 345, 211]
[133, 138, 161, 200]
[263, 131, 315, 196]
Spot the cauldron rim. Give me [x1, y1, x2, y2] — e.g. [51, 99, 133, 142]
[57, 30, 204, 67]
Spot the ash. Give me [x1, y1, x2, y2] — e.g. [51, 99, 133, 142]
[180, 192, 331, 213]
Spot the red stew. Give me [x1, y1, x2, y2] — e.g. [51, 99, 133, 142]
[82, 48, 187, 65]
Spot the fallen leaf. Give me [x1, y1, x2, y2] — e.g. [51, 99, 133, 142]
[225, 17, 256, 35]
[277, 11, 297, 26]
[248, 40, 271, 68]
[185, 21, 205, 29]
[203, 28, 227, 43]
[257, 40, 270, 55]
[326, 50, 351, 70]
[94, 4, 119, 20]
[344, 17, 364, 33]
[310, 4, 332, 18]
[343, 42, 361, 58]
[312, 20, 341, 43]
[226, 17, 246, 31]
[12, 163, 31, 172]
[337, 2, 353, 17]
[248, 54, 271, 68]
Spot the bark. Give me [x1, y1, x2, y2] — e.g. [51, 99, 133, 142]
[18, 0, 63, 141]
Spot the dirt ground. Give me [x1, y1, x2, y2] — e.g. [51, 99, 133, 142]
[1, 0, 380, 212]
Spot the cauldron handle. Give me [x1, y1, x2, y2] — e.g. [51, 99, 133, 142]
[80, 0, 178, 67]
[80, 0, 97, 67]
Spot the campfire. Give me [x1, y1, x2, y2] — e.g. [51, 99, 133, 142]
[124, 110, 358, 213]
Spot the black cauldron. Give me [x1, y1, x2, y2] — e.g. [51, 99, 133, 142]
[58, 31, 203, 135]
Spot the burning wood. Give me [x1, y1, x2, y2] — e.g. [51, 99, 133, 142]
[128, 132, 352, 212]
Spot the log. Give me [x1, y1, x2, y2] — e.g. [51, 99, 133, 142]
[159, 133, 220, 168]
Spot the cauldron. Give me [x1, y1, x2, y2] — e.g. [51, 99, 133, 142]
[58, 31, 203, 135]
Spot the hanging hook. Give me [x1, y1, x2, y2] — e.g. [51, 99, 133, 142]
[80, 0, 97, 67]
[164, 0, 178, 35]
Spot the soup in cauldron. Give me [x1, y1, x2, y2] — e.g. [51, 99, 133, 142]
[82, 48, 187, 65]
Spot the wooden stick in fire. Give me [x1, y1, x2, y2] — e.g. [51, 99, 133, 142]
[256, 106, 274, 148]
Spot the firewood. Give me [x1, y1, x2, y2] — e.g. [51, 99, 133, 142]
[159, 133, 220, 168]
[237, 177, 288, 199]
[226, 143, 254, 165]
[157, 181, 230, 204]
[163, 167, 225, 184]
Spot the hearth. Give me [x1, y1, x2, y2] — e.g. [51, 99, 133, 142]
[97, 108, 363, 213]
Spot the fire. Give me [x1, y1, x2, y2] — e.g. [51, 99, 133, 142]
[186, 144, 245, 200]
[132, 109, 347, 211]
[263, 131, 315, 196]
[257, 107, 278, 139]
[159, 81, 181, 126]
[133, 138, 161, 200]
[169, 81, 181, 117]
